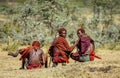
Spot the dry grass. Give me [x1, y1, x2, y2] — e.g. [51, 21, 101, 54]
[0, 49, 120, 78]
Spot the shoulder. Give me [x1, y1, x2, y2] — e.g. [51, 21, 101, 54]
[38, 49, 44, 53]
[55, 36, 66, 42]
[57, 36, 65, 40]
[87, 36, 94, 43]
[31, 48, 44, 53]
[81, 35, 93, 42]
[86, 36, 93, 40]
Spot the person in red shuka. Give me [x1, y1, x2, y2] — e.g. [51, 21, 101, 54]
[48, 28, 78, 67]
[70, 28, 101, 62]
[8, 41, 48, 70]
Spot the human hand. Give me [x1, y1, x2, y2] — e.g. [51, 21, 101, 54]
[8, 52, 13, 56]
[74, 40, 79, 45]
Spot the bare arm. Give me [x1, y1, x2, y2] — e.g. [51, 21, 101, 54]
[39, 49, 45, 64]
[8, 50, 20, 57]
[64, 39, 78, 52]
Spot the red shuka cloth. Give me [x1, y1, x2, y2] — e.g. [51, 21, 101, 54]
[52, 36, 74, 52]
[50, 36, 74, 63]
[19, 41, 40, 60]
[90, 50, 101, 61]
[26, 64, 42, 70]
[53, 51, 69, 63]
[70, 36, 101, 61]
[77, 36, 94, 54]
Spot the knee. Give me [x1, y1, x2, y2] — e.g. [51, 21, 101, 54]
[70, 53, 73, 58]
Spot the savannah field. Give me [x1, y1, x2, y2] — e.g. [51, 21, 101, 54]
[0, 48, 120, 78]
[0, 0, 120, 78]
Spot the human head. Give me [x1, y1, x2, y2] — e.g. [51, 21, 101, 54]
[58, 28, 67, 38]
[32, 41, 40, 48]
[77, 28, 85, 38]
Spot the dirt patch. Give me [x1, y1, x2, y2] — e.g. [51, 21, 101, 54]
[89, 65, 120, 73]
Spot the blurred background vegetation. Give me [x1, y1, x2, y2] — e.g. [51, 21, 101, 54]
[0, 0, 120, 51]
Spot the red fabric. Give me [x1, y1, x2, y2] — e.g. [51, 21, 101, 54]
[49, 36, 73, 63]
[19, 41, 40, 60]
[70, 52, 80, 61]
[27, 64, 42, 69]
[53, 51, 69, 63]
[77, 36, 94, 54]
[90, 50, 101, 61]
[52, 36, 74, 52]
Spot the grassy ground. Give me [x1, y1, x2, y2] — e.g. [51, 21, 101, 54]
[0, 49, 120, 78]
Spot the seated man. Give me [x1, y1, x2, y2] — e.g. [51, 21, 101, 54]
[48, 28, 78, 67]
[8, 41, 48, 69]
[70, 28, 101, 62]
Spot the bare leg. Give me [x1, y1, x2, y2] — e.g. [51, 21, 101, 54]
[19, 59, 25, 70]
[8, 50, 26, 69]
[43, 54, 48, 68]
